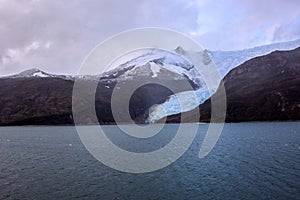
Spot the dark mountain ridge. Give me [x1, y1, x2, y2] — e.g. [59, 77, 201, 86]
[0, 69, 192, 125]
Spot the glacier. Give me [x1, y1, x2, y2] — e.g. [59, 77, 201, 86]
[146, 88, 215, 123]
[146, 39, 300, 123]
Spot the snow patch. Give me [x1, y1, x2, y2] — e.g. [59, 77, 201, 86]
[149, 62, 161, 78]
[32, 71, 50, 77]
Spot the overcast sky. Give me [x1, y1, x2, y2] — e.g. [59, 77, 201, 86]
[0, 0, 300, 76]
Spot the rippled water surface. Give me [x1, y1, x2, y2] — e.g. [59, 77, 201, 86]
[0, 123, 299, 199]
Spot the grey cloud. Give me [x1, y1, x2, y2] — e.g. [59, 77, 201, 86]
[272, 15, 300, 42]
[0, 0, 299, 75]
[0, 0, 198, 76]
[194, 0, 300, 50]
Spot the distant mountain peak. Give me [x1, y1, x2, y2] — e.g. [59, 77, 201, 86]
[101, 48, 204, 88]
[3, 68, 74, 80]
[18, 68, 50, 77]
[174, 46, 185, 54]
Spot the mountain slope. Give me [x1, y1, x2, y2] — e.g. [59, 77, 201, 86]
[144, 40, 300, 123]
[163, 47, 300, 123]
[0, 77, 74, 125]
[0, 68, 194, 125]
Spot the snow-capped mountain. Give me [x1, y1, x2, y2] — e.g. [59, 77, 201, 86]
[18, 68, 51, 78]
[5, 68, 73, 80]
[162, 47, 300, 123]
[101, 39, 300, 88]
[146, 39, 300, 123]
[101, 48, 205, 89]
